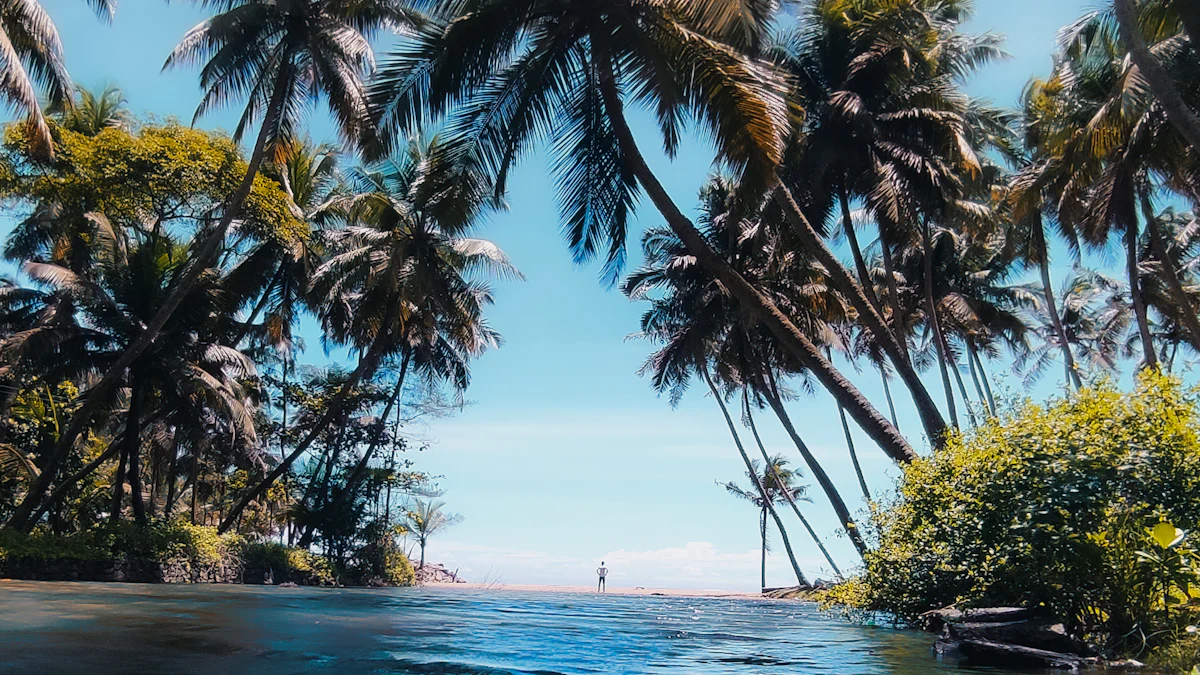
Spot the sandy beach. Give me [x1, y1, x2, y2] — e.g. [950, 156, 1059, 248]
[423, 582, 762, 599]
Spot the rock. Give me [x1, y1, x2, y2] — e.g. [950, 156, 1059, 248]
[947, 621, 1092, 656]
[278, 582, 298, 588]
[957, 638, 1085, 670]
[921, 606, 1041, 632]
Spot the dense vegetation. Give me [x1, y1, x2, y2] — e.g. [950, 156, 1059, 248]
[1, 0, 1199, 662]
[829, 372, 1200, 660]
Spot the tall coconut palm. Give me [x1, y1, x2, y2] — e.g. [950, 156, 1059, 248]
[13, 217, 257, 527]
[217, 137, 515, 533]
[369, 0, 924, 462]
[6, 0, 418, 532]
[624, 181, 870, 560]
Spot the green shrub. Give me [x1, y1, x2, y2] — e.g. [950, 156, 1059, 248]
[0, 528, 104, 562]
[240, 542, 336, 586]
[848, 371, 1200, 653]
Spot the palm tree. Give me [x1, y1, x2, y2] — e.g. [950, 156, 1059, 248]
[624, 182, 870, 561]
[12, 217, 257, 527]
[1112, 0, 1200, 154]
[369, 0, 923, 462]
[1017, 268, 1132, 385]
[6, 0, 415, 532]
[401, 498, 462, 568]
[0, 0, 114, 153]
[51, 84, 131, 136]
[723, 455, 809, 590]
[217, 137, 515, 533]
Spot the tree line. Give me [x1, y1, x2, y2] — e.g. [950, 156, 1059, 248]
[0, 0, 1198, 577]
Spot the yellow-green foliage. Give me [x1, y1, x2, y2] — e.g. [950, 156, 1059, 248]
[0, 528, 103, 562]
[383, 546, 416, 586]
[852, 371, 1200, 641]
[241, 542, 337, 586]
[1, 120, 305, 244]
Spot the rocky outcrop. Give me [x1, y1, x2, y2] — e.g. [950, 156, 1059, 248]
[415, 563, 464, 584]
[926, 605, 1144, 671]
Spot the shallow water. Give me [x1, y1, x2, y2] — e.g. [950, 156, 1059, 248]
[0, 581, 1032, 674]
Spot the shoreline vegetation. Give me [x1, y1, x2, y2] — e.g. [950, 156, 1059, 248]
[2, 0, 1200, 673]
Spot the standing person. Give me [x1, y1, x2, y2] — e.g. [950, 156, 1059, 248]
[596, 562, 608, 593]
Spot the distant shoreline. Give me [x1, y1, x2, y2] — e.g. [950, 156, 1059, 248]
[422, 582, 765, 599]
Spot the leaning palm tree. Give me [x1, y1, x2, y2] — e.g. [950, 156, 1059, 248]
[216, 137, 516, 533]
[401, 498, 462, 568]
[370, 0, 926, 462]
[0, 0, 114, 153]
[6, 0, 417, 533]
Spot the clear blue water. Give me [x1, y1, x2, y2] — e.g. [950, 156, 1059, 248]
[0, 581, 1032, 674]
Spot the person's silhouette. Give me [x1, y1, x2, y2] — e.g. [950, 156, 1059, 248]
[596, 562, 608, 592]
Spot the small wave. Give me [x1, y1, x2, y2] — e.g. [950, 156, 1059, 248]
[386, 658, 570, 675]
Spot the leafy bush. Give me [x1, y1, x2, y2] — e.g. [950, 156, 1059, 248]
[0, 528, 104, 562]
[844, 371, 1200, 653]
[240, 542, 337, 586]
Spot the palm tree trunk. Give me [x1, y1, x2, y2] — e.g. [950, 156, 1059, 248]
[190, 449, 201, 525]
[772, 184, 947, 446]
[163, 444, 181, 520]
[5, 65, 297, 533]
[839, 184, 888, 329]
[126, 376, 146, 526]
[314, 350, 411, 539]
[29, 440, 121, 527]
[922, 221, 959, 428]
[948, 348, 978, 427]
[823, 350, 871, 504]
[230, 265, 283, 347]
[1115, 0, 1200, 155]
[879, 365, 900, 430]
[110, 439, 127, 525]
[1126, 217, 1158, 369]
[743, 397, 844, 580]
[594, 60, 918, 465]
[218, 318, 395, 534]
[760, 508, 767, 590]
[702, 367, 808, 589]
[1036, 241, 1082, 389]
[965, 342, 994, 417]
[761, 368, 870, 559]
[1145, 212, 1200, 354]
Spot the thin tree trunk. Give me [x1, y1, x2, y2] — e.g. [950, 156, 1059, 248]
[839, 184, 886, 323]
[744, 397, 844, 580]
[218, 321, 394, 534]
[110, 439, 127, 525]
[1115, 0, 1200, 155]
[594, 59, 918, 465]
[230, 265, 283, 347]
[879, 365, 900, 430]
[190, 449, 200, 525]
[1036, 240, 1082, 389]
[703, 367, 808, 589]
[5, 65, 296, 533]
[965, 342, 993, 417]
[312, 350, 412, 544]
[1146, 212, 1200, 354]
[1126, 217, 1158, 369]
[126, 376, 146, 526]
[762, 368, 870, 559]
[922, 220, 959, 428]
[760, 508, 767, 591]
[772, 184, 946, 445]
[163, 444, 181, 520]
[29, 440, 121, 526]
[823, 350, 871, 504]
[949, 349, 978, 427]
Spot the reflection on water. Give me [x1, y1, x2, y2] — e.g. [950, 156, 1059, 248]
[0, 581, 1028, 674]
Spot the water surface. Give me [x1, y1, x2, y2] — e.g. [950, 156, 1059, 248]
[0, 581, 1031, 674]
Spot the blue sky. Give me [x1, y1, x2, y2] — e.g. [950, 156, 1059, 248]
[33, 0, 1103, 591]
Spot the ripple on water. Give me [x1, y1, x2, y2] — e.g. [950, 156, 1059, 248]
[0, 582, 1040, 675]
